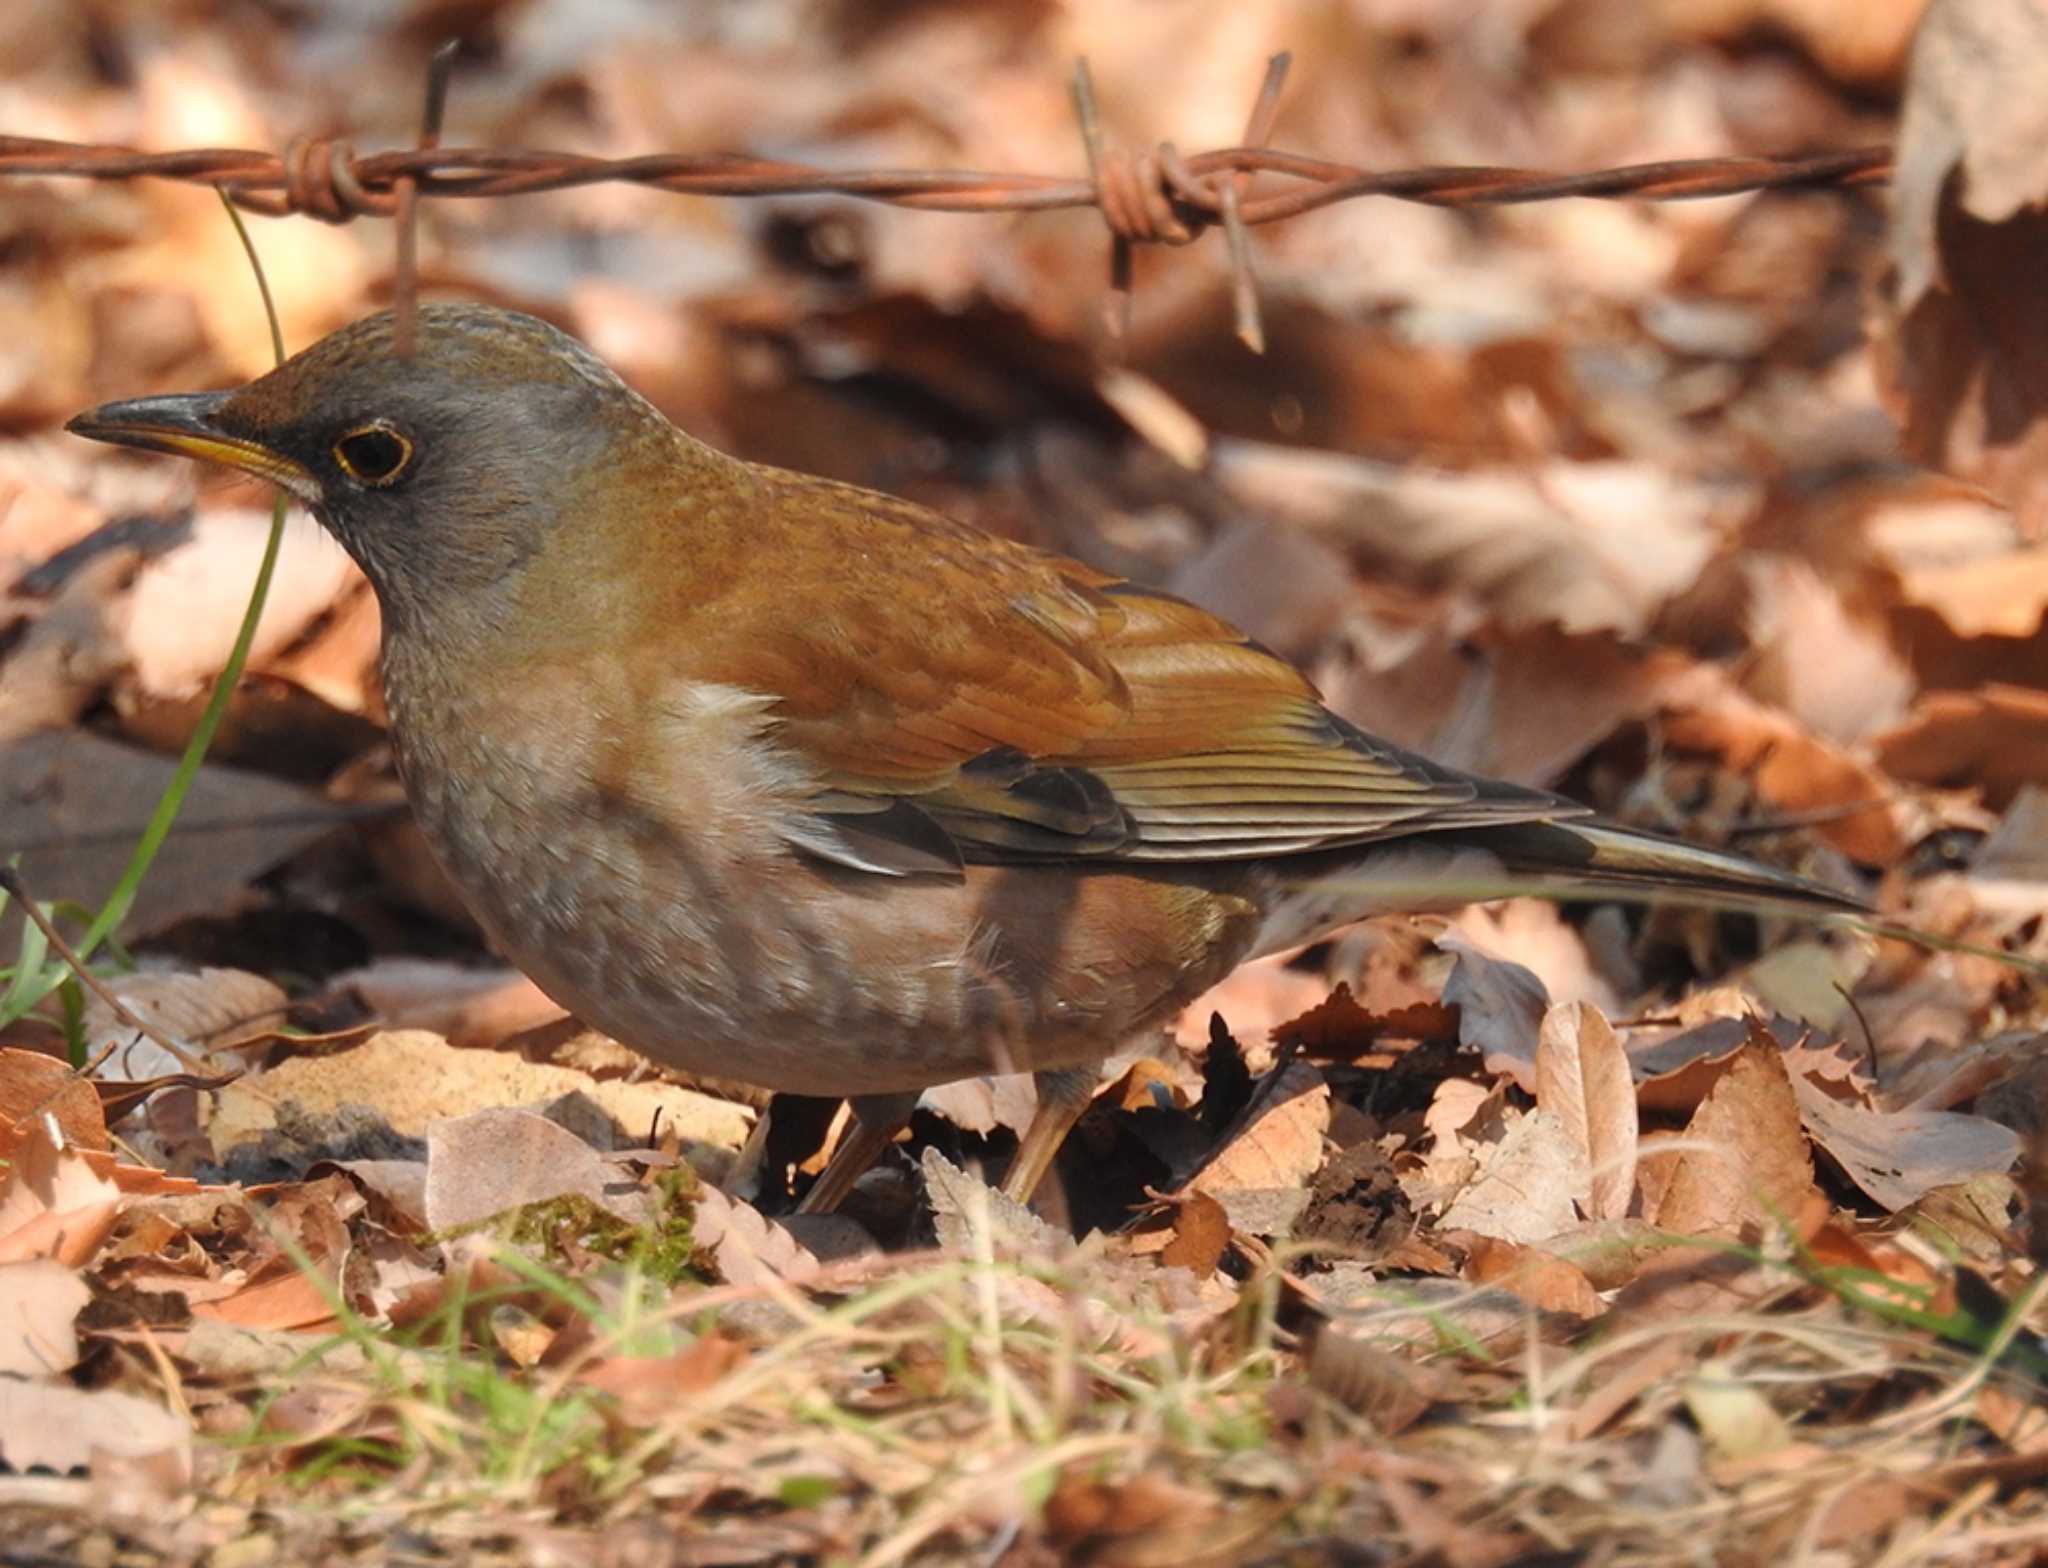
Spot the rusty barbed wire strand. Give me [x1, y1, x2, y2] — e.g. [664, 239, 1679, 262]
[0, 51, 1890, 356]
[0, 133, 1892, 223]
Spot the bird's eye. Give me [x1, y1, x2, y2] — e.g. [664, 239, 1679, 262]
[332, 422, 414, 487]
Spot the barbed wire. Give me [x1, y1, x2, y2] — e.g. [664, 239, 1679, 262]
[0, 48, 1892, 352]
[0, 131, 1893, 217]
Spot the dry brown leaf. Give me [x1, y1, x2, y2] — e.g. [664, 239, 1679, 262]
[1455, 900, 1614, 1014]
[254, 576, 382, 715]
[1608, 1241, 1795, 1322]
[692, 1185, 826, 1288]
[79, 966, 287, 1084]
[103, 1162, 200, 1198]
[1650, 1039, 1817, 1240]
[1043, 1471, 1221, 1567]
[328, 961, 565, 1050]
[345, 1226, 443, 1328]
[207, 1029, 751, 1157]
[1858, 471, 2020, 570]
[0, 1195, 122, 1269]
[1302, 1325, 1446, 1432]
[1, 729, 346, 941]
[1665, 0, 1922, 84]
[488, 1305, 556, 1369]
[190, 1267, 339, 1334]
[1658, 675, 1902, 862]
[1398, 1079, 1502, 1215]
[1372, 1460, 1538, 1568]
[1791, 1077, 2021, 1211]
[1899, 546, 2048, 639]
[921, 1148, 1069, 1259]
[423, 1107, 651, 1236]
[1168, 513, 1353, 661]
[1630, 1039, 1744, 1121]
[1893, 1176, 2020, 1269]
[0, 1257, 90, 1377]
[1273, 984, 1374, 1054]
[1276, 987, 1459, 1062]
[1883, 0, 2048, 530]
[0, 1118, 123, 1265]
[1189, 1061, 1331, 1195]
[1630, 1006, 1812, 1115]
[1873, 683, 2048, 807]
[1535, 1001, 1638, 1222]
[120, 510, 359, 701]
[1438, 931, 1551, 1094]
[1737, 940, 1872, 1036]
[577, 1334, 751, 1426]
[0, 550, 138, 743]
[97, 1065, 241, 1129]
[1803, 1218, 1942, 1315]
[1317, 620, 1693, 787]
[1461, 1233, 1604, 1319]
[1533, 1218, 1680, 1292]
[1158, 1190, 1232, 1276]
[0, 1379, 190, 1476]
[1978, 1382, 2048, 1454]
[1437, 1107, 1584, 1245]
[1217, 444, 1723, 636]
[918, 1073, 1038, 1138]
[1965, 786, 2048, 911]
[315, 1158, 429, 1232]
[0, 1047, 107, 1151]
[1567, 1333, 1691, 1440]
[1741, 556, 1915, 743]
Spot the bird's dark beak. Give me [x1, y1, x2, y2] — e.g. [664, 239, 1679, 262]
[66, 392, 320, 503]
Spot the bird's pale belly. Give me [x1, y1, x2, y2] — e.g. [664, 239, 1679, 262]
[396, 725, 1264, 1096]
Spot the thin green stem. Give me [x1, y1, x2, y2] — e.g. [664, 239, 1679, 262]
[0, 194, 289, 1023]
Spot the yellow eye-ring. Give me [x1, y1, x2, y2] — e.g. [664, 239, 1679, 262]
[333, 421, 414, 486]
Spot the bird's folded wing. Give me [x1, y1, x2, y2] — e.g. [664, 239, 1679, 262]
[666, 475, 1583, 875]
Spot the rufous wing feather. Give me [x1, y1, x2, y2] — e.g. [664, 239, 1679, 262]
[648, 468, 1582, 874]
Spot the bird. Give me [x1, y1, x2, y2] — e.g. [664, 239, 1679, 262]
[68, 302, 1865, 1212]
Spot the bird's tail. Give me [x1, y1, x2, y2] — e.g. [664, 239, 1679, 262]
[1464, 819, 1865, 913]
[1249, 818, 1867, 959]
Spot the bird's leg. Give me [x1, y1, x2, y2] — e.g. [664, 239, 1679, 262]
[999, 1067, 1097, 1204]
[797, 1090, 919, 1214]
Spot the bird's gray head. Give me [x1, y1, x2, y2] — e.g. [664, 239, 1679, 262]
[67, 303, 677, 625]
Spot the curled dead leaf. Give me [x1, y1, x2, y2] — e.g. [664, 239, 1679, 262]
[1535, 1001, 1638, 1222]
[1461, 1233, 1604, 1319]
[1303, 1325, 1446, 1432]
[1649, 1039, 1818, 1242]
[0, 1047, 107, 1152]
[1189, 1061, 1330, 1196]
[1157, 1189, 1231, 1276]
